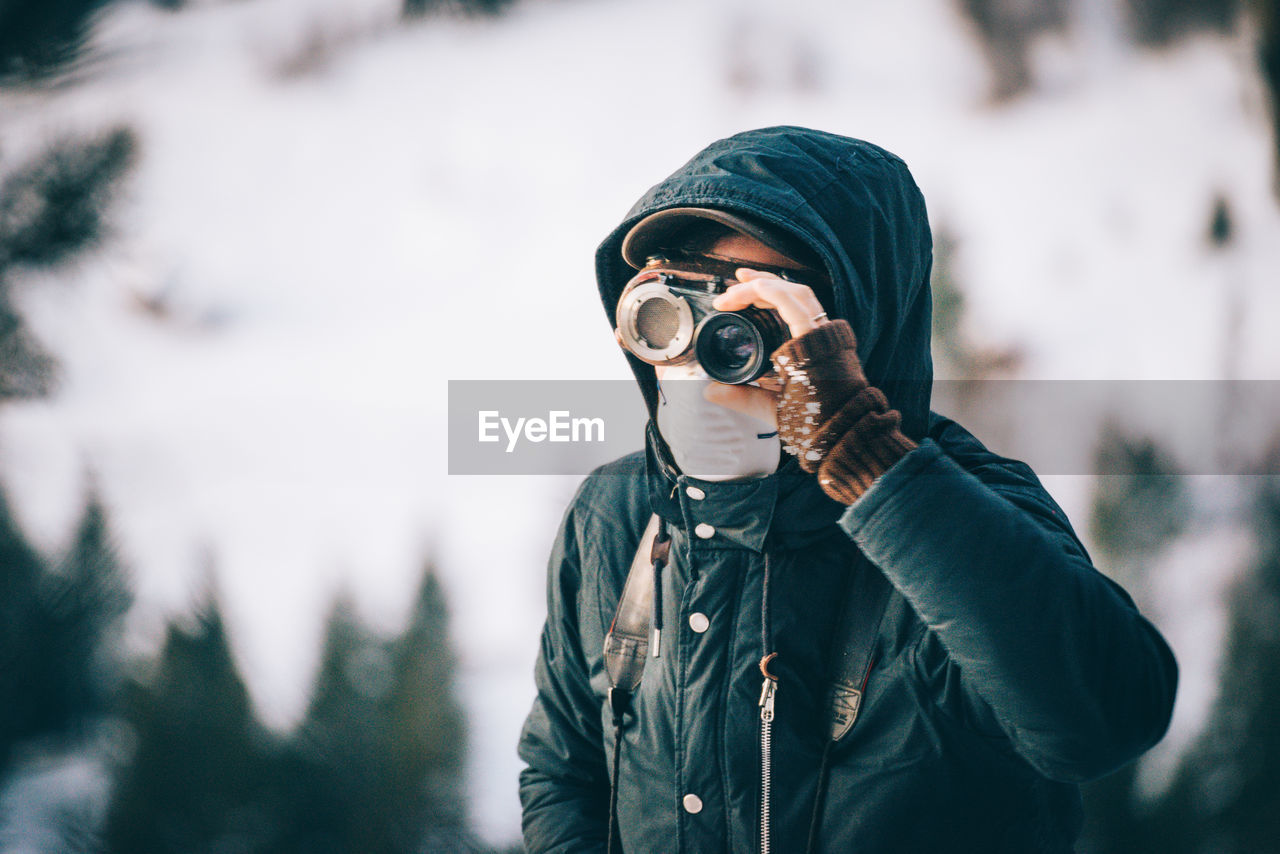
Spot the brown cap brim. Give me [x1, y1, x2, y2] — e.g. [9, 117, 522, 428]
[620, 207, 821, 272]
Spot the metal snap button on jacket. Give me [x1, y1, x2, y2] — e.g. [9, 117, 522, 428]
[682, 793, 703, 814]
[689, 613, 710, 633]
[686, 486, 706, 500]
[694, 523, 715, 539]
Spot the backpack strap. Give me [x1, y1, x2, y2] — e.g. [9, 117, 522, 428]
[603, 514, 665, 696]
[825, 562, 893, 741]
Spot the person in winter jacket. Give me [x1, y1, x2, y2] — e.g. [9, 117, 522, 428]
[517, 126, 1178, 854]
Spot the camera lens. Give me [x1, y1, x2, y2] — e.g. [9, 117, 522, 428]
[694, 312, 779, 384]
[707, 322, 756, 371]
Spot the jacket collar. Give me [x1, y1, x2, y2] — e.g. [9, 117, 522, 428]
[644, 421, 846, 552]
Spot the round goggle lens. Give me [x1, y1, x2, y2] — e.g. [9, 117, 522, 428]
[635, 297, 680, 348]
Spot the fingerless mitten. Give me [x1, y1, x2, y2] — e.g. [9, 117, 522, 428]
[771, 320, 917, 504]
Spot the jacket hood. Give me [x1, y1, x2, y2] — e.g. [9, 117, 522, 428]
[595, 125, 934, 440]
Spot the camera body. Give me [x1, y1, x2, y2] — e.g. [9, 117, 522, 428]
[615, 256, 790, 385]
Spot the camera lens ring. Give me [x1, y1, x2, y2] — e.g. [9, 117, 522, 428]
[694, 312, 770, 384]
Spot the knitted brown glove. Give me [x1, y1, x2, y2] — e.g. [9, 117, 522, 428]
[771, 319, 918, 504]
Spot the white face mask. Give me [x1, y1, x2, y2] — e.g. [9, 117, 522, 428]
[656, 363, 780, 482]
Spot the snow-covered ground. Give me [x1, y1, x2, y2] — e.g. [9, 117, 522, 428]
[1, 0, 1277, 845]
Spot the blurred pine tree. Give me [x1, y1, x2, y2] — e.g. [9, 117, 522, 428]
[0, 487, 57, 770]
[0, 127, 136, 272]
[38, 492, 132, 735]
[0, 487, 131, 773]
[1078, 426, 1192, 853]
[284, 564, 476, 854]
[287, 592, 402, 853]
[1146, 477, 1280, 854]
[1089, 425, 1190, 577]
[103, 594, 281, 853]
[0, 126, 137, 400]
[101, 562, 485, 853]
[386, 567, 470, 848]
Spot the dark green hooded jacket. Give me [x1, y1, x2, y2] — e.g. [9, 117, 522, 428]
[517, 126, 1177, 853]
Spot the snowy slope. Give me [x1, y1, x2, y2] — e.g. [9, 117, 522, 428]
[1, 0, 1276, 844]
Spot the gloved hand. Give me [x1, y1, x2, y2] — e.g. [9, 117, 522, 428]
[769, 320, 917, 503]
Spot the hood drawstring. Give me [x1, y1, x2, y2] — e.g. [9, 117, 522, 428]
[652, 520, 669, 659]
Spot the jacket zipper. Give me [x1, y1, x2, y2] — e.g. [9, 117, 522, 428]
[758, 673, 777, 854]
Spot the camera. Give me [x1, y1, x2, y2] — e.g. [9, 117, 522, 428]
[615, 256, 790, 385]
